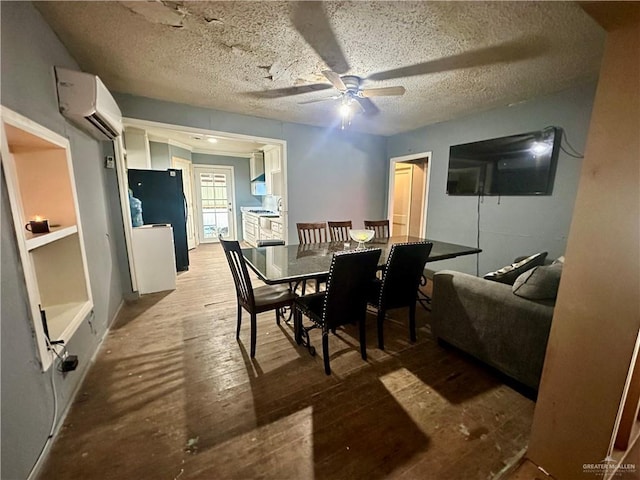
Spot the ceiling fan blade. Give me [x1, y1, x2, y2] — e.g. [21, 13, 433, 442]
[245, 83, 332, 99]
[360, 86, 406, 97]
[367, 36, 550, 81]
[298, 95, 340, 105]
[353, 97, 380, 116]
[322, 70, 347, 92]
[291, 2, 350, 74]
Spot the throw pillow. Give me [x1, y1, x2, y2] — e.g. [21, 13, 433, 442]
[483, 252, 548, 285]
[512, 262, 563, 300]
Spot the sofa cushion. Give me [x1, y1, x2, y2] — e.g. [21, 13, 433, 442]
[512, 262, 563, 300]
[484, 252, 548, 285]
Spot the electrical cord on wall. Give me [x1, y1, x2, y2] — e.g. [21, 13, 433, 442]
[545, 125, 584, 158]
[29, 340, 61, 478]
[559, 129, 584, 158]
[476, 193, 482, 276]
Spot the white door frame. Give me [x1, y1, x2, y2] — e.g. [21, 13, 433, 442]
[387, 152, 432, 237]
[171, 155, 197, 249]
[113, 135, 138, 292]
[193, 164, 237, 242]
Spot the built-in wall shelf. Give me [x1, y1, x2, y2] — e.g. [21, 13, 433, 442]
[1, 107, 93, 371]
[26, 225, 78, 251]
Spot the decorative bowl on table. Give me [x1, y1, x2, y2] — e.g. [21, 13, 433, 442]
[349, 229, 375, 249]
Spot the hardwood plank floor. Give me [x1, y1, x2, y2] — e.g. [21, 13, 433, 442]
[37, 243, 534, 480]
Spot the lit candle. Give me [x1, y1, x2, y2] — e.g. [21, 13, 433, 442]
[25, 216, 50, 234]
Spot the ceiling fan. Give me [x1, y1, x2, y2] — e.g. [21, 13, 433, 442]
[246, 2, 549, 128]
[299, 70, 405, 116]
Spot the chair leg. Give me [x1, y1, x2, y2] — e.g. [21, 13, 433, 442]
[250, 313, 257, 358]
[359, 318, 367, 360]
[294, 309, 302, 345]
[322, 331, 331, 375]
[236, 303, 242, 340]
[377, 309, 385, 350]
[315, 279, 320, 293]
[275, 307, 281, 326]
[409, 302, 417, 342]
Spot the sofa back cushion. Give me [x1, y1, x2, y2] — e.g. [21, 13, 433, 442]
[512, 261, 563, 300]
[483, 252, 548, 285]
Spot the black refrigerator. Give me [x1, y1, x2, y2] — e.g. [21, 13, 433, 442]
[128, 168, 189, 271]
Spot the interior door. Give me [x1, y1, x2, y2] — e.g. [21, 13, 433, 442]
[194, 165, 236, 243]
[393, 163, 413, 235]
[171, 156, 196, 249]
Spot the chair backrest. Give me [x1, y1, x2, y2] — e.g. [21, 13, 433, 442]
[297, 222, 328, 244]
[328, 220, 353, 242]
[379, 242, 433, 309]
[220, 238, 254, 308]
[364, 220, 390, 238]
[322, 248, 381, 330]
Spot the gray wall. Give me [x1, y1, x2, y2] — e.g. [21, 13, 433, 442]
[149, 141, 193, 170]
[0, 3, 125, 478]
[191, 153, 261, 241]
[387, 82, 596, 275]
[149, 140, 170, 169]
[114, 93, 388, 244]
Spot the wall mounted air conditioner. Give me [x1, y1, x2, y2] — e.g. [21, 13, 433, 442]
[55, 67, 123, 140]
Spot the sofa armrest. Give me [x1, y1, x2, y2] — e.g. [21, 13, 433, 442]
[431, 270, 554, 389]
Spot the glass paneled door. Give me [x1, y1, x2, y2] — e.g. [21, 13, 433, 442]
[194, 165, 236, 242]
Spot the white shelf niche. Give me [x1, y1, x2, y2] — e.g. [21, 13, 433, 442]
[26, 225, 78, 251]
[1, 107, 93, 371]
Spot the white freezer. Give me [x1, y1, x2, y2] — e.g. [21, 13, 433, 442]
[132, 224, 177, 294]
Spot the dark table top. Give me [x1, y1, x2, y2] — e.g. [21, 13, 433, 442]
[242, 236, 481, 285]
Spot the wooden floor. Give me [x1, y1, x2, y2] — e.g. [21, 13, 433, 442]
[38, 243, 535, 480]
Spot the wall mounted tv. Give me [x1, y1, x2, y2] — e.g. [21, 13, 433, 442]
[447, 127, 561, 196]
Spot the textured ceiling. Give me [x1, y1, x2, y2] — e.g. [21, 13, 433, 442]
[35, 1, 605, 136]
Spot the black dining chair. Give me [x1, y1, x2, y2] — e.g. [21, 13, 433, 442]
[368, 241, 433, 350]
[364, 219, 390, 238]
[220, 238, 297, 358]
[328, 220, 352, 242]
[296, 222, 329, 293]
[294, 248, 381, 375]
[296, 222, 328, 244]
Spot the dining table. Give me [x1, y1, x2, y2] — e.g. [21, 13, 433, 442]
[241, 235, 481, 286]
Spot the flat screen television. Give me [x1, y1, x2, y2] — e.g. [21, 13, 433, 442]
[447, 127, 561, 196]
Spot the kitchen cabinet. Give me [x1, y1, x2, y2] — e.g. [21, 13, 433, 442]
[270, 218, 284, 240]
[1, 107, 93, 371]
[242, 211, 283, 246]
[249, 151, 264, 180]
[263, 145, 282, 196]
[242, 212, 259, 247]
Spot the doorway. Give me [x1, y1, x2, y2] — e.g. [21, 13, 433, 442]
[388, 153, 431, 237]
[171, 156, 196, 249]
[193, 165, 236, 242]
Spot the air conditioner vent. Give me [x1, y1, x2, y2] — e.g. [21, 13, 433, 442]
[55, 67, 122, 141]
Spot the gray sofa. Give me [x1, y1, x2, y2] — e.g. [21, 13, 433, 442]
[431, 270, 554, 390]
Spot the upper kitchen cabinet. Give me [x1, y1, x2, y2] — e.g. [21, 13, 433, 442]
[123, 126, 151, 169]
[249, 151, 265, 180]
[264, 145, 282, 196]
[1, 107, 93, 371]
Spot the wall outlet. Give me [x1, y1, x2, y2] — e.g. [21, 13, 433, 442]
[105, 155, 115, 169]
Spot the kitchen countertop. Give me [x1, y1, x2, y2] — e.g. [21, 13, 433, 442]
[241, 207, 280, 218]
